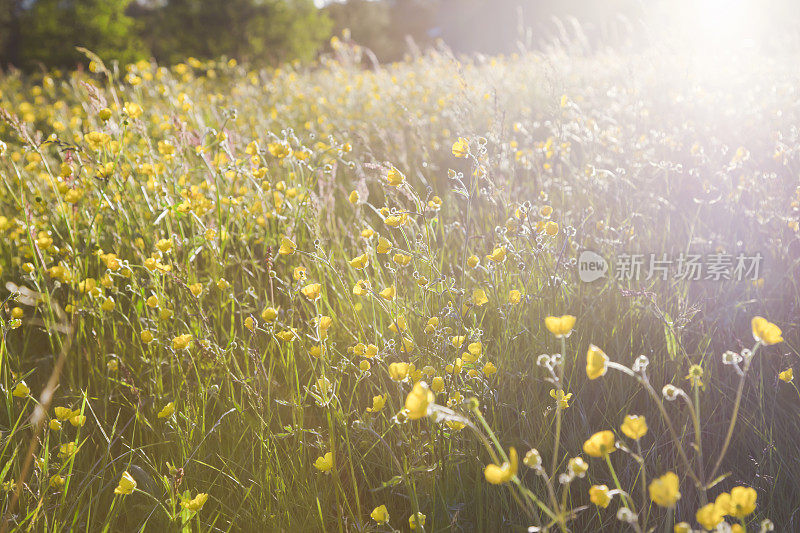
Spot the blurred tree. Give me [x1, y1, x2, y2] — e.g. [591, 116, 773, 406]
[323, 0, 435, 62]
[135, 0, 331, 65]
[0, 0, 23, 68]
[15, 0, 147, 70]
[324, 0, 394, 60]
[387, 0, 436, 55]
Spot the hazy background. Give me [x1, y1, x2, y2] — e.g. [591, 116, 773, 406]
[2, 0, 800, 71]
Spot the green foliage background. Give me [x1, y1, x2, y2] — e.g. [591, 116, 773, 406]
[0, 0, 331, 71]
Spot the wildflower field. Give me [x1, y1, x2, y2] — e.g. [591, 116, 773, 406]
[0, 42, 799, 532]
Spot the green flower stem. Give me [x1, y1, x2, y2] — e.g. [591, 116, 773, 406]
[635, 440, 649, 528]
[709, 342, 760, 482]
[550, 336, 566, 477]
[605, 454, 636, 514]
[691, 384, 707, 505]
[638, 375, 702, 488]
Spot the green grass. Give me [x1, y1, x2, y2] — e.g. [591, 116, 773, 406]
[0, 44, 799, 532]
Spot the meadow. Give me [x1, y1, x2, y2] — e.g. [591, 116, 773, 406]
[0, 39, 799, 532]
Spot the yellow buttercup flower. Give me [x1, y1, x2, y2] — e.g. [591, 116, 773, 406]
[384, 213, 408, 227]
[181, 493, 209, 512]
[424, 317, 439, 334]
[446, 420, 465, 431]
[452, 137, 469, 157]
[370, 504, 389, 524]
[686, 364, 704, 388]
[544, 221, 559, 236]
[550, 389, 572, 409]
[728, 486, 757, 518]
[386, 166, 405, 186]
[648, 472, 680, 507]
[172, 334, 193, 351]
[261, 307, 278, 322]
[123, 102, 142, 119]
[779, 368, 793, 382]
[69, 412, 86, 426]
[589, 484, 611, 508]
[54, 406, 73, 420]
[392, 252, 411, 266]
[316, 376, 332, 395]
[12, 381, 30, 398]
[58, 442, 77, 459]
[389, 362, 410, 381]
[472, 289, 488, 306]
[751, 316, 783, 345]
[404, 381, 434, 420]
[583, 430, 615, 457]
[485, 246, 507, 263]
[696, 502, 724, 530]
[101, 297, 115, 312]
[545, 315, 576, 338]
[379, 284, 396, 301]
[352, 280, 368, 296]
[157, 402, 175, 419]
[314, 451, 334, 473]
[317, 315, 333, 338]
[84, 131, 110, 151]
[484, 447, 518, 484]
[114, 471, 137, 495]
[348, 190, 359, 204]
[508, 289, 522, 304]
[408, 511, 426, 530]
[301, 283, 322, 300]
[399, 336, 414, 353]
[714, 491, 731, 515]
[309, 346, 323, 358]
[376, 237, 392, 254]
[388, 314, 407, 333]
[673, 522, 691, 533]
[278, 236, 296, 255]
[156, 238, 172, 253]
[483, 362, 497, 376]
[621, 415, 648, 440]
[586, 344, 608, 379]
[349, 253, 369, 269]
[367, 394, 386, 412]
